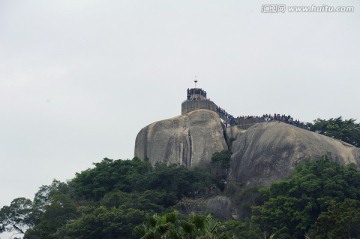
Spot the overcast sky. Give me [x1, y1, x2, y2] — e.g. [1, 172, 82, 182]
[1, 0, 359, 216]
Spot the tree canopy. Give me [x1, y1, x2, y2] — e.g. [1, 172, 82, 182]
[1, 157, 217, 239]
[252, 157, 360, 238]
[2, 151, 360, 239]
[309, 117, 360, 147]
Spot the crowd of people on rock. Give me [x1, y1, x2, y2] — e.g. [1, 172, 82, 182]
[187, 88, 207, 100]
[234, 114, 307, 129]
[185, 88, 307, 129]
[216, 109, 307, 129]
[198, 100, 307, 129]
[216, 106, 236, 126]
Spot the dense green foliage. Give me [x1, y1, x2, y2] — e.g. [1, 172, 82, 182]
[0, 197, 35, 234]
[134, 211, 225, 239]
[1, 158, 217, 239]
[308, 117, 360, 147]
[211, 150, 232, 170]
[2, 155, 360, 239]
[69, 157, 215, 206]
[252, 157, 360, 238]
[314, 199, 360, 238]
[211, 150, 232, 191]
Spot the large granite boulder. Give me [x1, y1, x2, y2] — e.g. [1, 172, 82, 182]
[134, 109, 360, 187]
[228, 121, 360, 187]
[134, 109, 228, 168]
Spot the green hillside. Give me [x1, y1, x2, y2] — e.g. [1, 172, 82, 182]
[1, 117, 360, 239]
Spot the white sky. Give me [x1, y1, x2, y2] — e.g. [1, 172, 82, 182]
[1, 0, 360, 217]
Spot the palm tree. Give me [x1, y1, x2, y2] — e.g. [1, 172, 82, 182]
[135, 211, 224, 239]
[134, 212, 181, 239]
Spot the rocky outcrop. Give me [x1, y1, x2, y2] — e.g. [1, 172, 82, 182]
[225, 126, 246, 152]
[134, 109, 228, 167]
[135, 109, 360, 187]
[228, 121, 360, 187]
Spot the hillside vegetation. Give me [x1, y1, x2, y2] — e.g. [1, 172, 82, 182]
[1, 117, 360, 239]
[308, 117, 360, 147]
[1, 157, 360, 239]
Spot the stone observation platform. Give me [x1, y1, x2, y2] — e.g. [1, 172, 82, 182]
[181, 85, 236, 126]
[181, 88, 217, 115]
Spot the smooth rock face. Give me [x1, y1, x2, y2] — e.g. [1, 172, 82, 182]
[135, 110, 360, 187]
[228, 121, 360, 187]
[225, 126, 246, 152]
[134, 109, 228, 167]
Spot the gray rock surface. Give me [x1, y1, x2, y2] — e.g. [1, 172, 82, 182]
[134, 109, 228, 167]
[135, 109, 360, 187]
[228, 121, 360, 187]
[225, 126, 246, 152]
